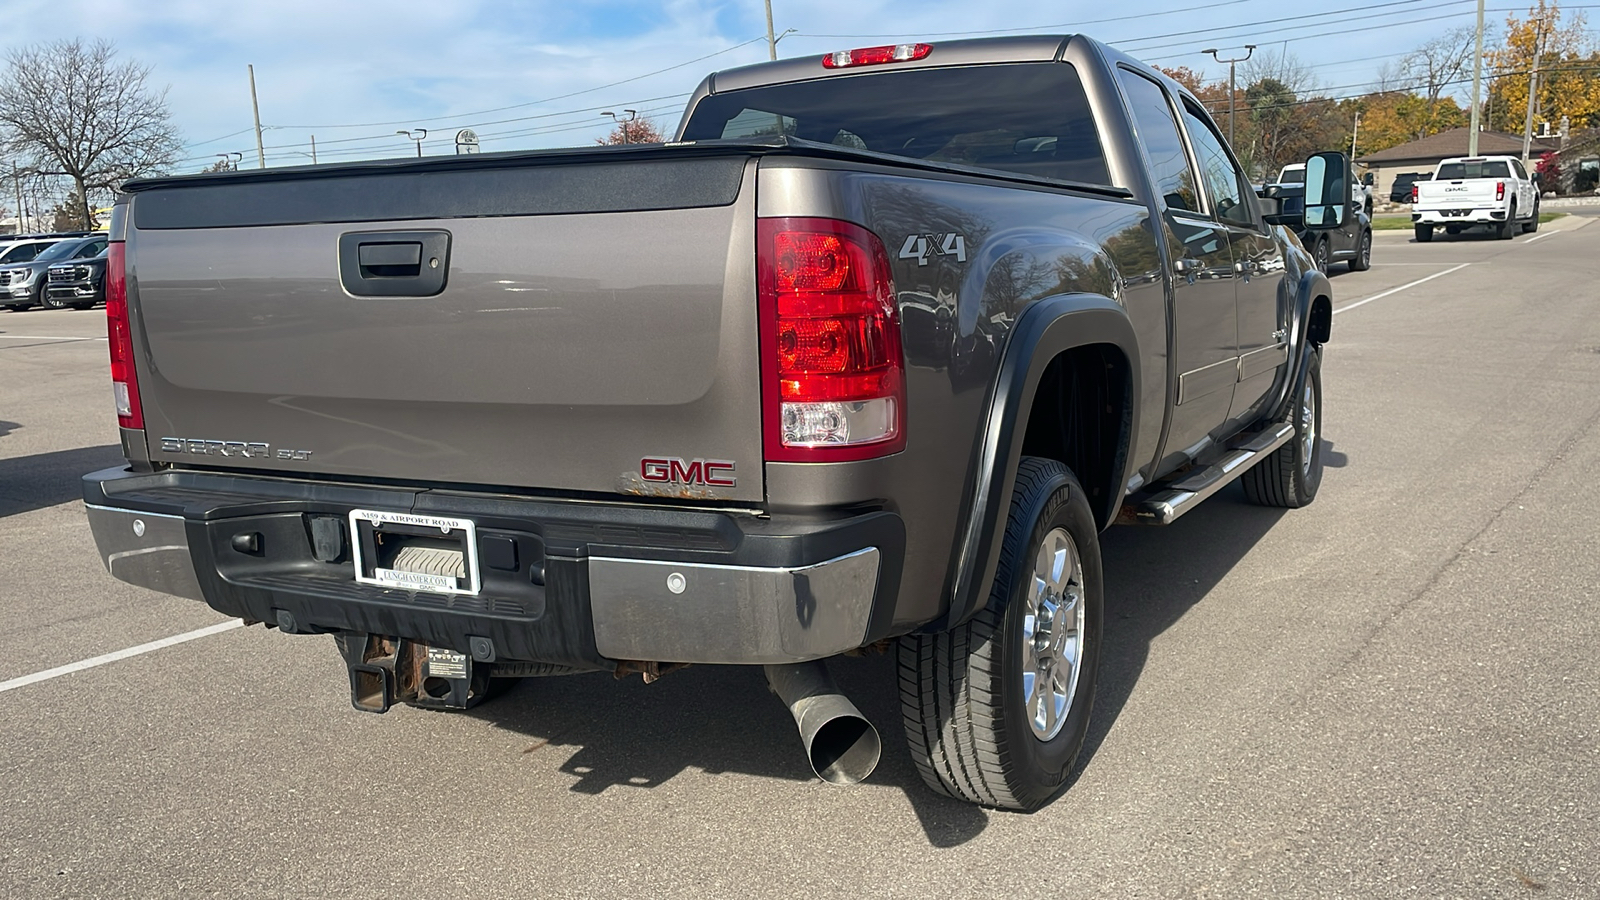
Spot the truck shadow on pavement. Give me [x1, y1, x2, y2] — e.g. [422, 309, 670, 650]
[466, 483, 1287, 848]
[0, 444, 123, 518]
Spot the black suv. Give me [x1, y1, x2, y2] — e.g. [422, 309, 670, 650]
[0, 235, 108, 310]
[1389, 171, 1430, 204]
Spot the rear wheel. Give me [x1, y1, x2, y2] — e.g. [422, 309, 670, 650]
[1524, 198, 1541, 233]
[1243, 347, 1323, 508]
[1414, 224, 1434, 243]
[1498, 203, 1517, 240]
[898, 457, 1102, 811]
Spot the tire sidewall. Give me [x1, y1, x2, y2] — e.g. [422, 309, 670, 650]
[1291, 348, 1324, 503]
[996, 470, 1104, 805]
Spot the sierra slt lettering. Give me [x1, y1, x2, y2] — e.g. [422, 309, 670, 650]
[640, 457, 736, 487]
[160, 437, 313, 460]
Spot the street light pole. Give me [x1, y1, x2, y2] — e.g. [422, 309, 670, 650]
[602, 109, 638, 144]
[1204, 45, 1256, 149]
[1522, 23, 1543, 163]
[396, 129, 427, 157]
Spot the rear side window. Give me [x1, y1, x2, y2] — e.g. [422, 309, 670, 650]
[1117, 69, 1198, 213]
[682, 63, 1111, 185]
[1437, 160, 1511, 179]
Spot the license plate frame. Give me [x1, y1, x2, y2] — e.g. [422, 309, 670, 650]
[349, 509, 481, 596]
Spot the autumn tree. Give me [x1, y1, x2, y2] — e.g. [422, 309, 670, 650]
[0, 39, 180, 230]
[1487, 1, 1600, 132]
[597, 115, 665, 145]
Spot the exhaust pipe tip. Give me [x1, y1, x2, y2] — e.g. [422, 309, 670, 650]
[806, 710, 882, 785]
[764, 662, 882, 786]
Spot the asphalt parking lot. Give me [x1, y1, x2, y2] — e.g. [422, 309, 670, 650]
[2, 217, 1598, 899]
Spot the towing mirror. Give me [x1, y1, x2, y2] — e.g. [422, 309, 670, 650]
[1302, 151, 1349, 230]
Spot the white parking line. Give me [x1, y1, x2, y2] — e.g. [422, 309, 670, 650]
[0, 619, 244, 695]
[0, 334, 107, 341]
[1525, 231, 1559, 243]
[1333, 263, 1471, 316]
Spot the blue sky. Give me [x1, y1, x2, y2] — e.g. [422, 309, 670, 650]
[0, 0, 1528, 172]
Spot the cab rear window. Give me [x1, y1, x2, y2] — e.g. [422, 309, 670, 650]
[1437, 160, 1511, 179]
[682, 63, 1112, 186]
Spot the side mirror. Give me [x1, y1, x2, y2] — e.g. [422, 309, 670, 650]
[1302, 151, 1350, 230]
[1532, 171, 1542, 185]
[1362, 172, 1375, 186]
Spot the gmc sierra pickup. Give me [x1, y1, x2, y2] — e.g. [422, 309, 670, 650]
[82, 34, 1339, 811]
[1413, 155, 1541, 241]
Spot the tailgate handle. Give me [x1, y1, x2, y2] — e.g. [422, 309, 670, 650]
[338, 230, 450, 297]
[357, 241, 422, 276]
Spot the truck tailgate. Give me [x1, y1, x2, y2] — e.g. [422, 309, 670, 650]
[1416, 179, 1499, 209]
[125, 154, 764, 502]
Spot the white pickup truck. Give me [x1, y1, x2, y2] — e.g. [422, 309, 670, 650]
[1413, 155, 1540, 242]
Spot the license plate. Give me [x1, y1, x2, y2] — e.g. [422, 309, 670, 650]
[349, 509, 480, 595]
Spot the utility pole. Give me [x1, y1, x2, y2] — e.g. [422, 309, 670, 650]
[310, 135, 317, 164]
[1469, 0, 1485, 156]
[764, 0, 778, 61]
[1351, 111, 1361, 159]
[13, 170, 23, 236]
[1522, 23, 1543, 162]
[1204, 45, 1256, 149]
[248, 64, 266, 169]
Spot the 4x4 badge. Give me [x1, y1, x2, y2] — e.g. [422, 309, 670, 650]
[898, 232, 967, 267]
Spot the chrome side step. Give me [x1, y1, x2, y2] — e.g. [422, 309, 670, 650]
[1117, 422, 1294, 525]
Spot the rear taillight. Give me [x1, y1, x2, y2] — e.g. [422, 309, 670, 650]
[822, 43, 931, 69]
[1496, 181, 1506, 201]
[105, 242, 142, 429]
[1412, 184, 1419, 202]
[757, 218, 905, 462]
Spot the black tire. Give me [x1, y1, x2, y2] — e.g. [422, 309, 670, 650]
[1242, 347, 1323, 508]
[1347, 230, 1372, 271]
[1499, 203, 1517, 240]
[1524, 199, 1541, 233]
[1312, 236, 1330, 273]
[898, 457, 1103, 811]
[42, 293, 68, 310]
[1414, 224, 1434, 243]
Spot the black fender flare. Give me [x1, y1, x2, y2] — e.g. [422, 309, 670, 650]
[940, 293, 1140, 631]
[1268, 268, 1332, 424]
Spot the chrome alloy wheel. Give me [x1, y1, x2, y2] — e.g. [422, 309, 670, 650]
[1021, 526, 1086, 741]
[1300, 377, 1318, 478]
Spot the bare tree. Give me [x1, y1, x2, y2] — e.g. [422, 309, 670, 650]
[0, 39, 180, 229]
[1401, 27, 1478, 104]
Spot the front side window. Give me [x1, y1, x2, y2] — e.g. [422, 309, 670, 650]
[683, 62, 1111, 185]
[1117, 69, 1198, 213]
[1180, 101, 1255, 227]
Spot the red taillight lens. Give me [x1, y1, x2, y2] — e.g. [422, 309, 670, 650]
[758, 218, 905, 461]
[105, 242, 142, 430]
[822, 43, 932, 69]
[1497, 181, 1506, 201]
[1412, 184, 1419, 202]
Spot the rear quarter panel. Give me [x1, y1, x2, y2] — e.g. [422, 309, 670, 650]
[758, 161, 1164, 631]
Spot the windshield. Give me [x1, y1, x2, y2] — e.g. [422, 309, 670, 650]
[681, 63, 1111, 186]
[1437, 160, 1511, 179]
[34, 240, 84, 262]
